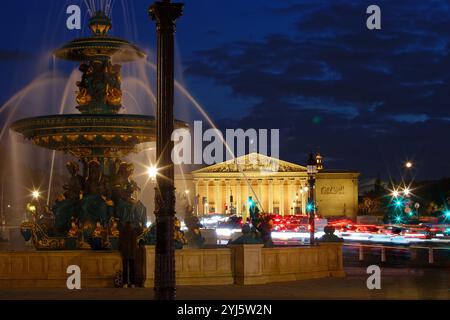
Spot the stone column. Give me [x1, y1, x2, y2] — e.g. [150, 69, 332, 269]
[288, 179, 293, 215]
[301, 181, 307, 214]
[279, 179, 285, 216]
[149, 0, 184, 300]
[242, 181, 249, 221]
[258, 179, 263, 210]
[236, 180, 241, 215]
[194, 179, 200, 216]
[215, 179, 220, 213]
[204, 180, 209, 215]
[268, 179, 274, 213]
[225, 180, 230, 213]
[353, 178, 358, 219]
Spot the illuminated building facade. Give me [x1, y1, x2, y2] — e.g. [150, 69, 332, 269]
[176, 153, 359, 220]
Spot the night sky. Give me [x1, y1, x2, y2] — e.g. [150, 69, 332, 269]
[0, 0, 449, 183]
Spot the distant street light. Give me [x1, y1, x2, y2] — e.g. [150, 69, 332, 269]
[32, 190, 41, 200]
[415, 202, 420, 219]
[403, 188, 411, 196]
[146, 166, 158, 180]
[392, 190, 400, 198]
[405, 161, 413, 169]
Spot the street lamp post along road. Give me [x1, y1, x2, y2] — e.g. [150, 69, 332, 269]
[307, 153, 318, 246]
[149, 0, 183, 301]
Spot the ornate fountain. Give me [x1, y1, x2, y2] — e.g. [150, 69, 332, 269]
[11, 11, 187, 250]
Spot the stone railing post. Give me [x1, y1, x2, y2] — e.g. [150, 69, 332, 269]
[319, 242, 345, 278]
[230, 244, 265, 285]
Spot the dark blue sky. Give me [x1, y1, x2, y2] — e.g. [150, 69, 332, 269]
[0, 0, 449, 182]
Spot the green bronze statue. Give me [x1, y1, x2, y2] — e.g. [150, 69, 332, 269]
[112, 162, 147, 231]
[80, 160, 113, 226]
[53, 161, 84, 234]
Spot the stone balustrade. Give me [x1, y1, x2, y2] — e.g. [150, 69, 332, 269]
[143, 243, 344, 287]
[0, 243, 344, 288]
[0, 251, 122, 288]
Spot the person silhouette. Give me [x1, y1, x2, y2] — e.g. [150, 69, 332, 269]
[119, 221, 138, 288]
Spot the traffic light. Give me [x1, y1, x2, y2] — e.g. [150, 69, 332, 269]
[248, 197, 254, 208]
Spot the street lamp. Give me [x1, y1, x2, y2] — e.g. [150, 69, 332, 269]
[403, 187, 411, 196]
[147, 166, 158, 180]
[149, 0, 184, 301]
[32, 190, 41, 200]
[403, 161, 414, 191]
[414, 202, 420, 219]
[307, 153, 318, 246]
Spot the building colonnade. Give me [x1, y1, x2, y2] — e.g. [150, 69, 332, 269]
[193, 177, 311, 220]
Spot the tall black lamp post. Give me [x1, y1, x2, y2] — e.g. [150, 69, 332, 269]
[307, 153, 318, 245]
[149, 0, 183, 300]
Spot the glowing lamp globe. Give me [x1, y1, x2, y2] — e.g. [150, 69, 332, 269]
[32, 190, 41, 199]
[147, 166, 158, 179]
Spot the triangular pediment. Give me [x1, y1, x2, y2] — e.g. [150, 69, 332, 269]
[192, 153, 306, 174]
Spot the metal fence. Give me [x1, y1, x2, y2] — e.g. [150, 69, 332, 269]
[344, 243, 450, 265]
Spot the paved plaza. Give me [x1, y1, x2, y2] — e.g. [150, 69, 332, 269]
[0, 267, 448, 300]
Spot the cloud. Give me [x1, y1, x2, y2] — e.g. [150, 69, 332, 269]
[184, 0, 450, 179]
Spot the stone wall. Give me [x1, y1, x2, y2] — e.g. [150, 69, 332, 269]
[0, 243, 343, 288]
[0, 251, 121, 288]
[144, 247, 234, 287]
[144, 243, 344, 287]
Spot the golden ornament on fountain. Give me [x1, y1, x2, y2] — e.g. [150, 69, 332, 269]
[106, 85, 122, 106]
[110, 218, 120, 237]
[67, 219, 79, 238]
[76, 88, 92, 106]
[92, 221, 104, 238]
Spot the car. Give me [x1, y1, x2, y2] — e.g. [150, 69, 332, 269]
[217, 214, 244, 229]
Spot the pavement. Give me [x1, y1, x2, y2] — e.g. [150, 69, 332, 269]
[0, 267, 448, 300]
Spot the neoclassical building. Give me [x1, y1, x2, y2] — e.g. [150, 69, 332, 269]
[175, 153, 359, 220]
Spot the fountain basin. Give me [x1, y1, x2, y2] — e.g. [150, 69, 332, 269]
[11, 114, 188, 157]
[54, 36, 146, 62]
